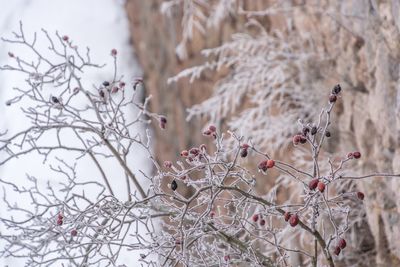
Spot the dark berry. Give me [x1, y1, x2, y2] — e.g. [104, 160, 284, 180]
[102, 81, 110, 87]
[284, 212, 291, 222]
[357, 191, 364, 200]
[259, 219, 266, 226]
[258, 161, 268, 172]
[311, 126, 318, 135]
[252, 214, 259, 222]
[71, 229, 78, 236]
[333, 246, 341, 256]
[332, 84, 341, 95]
[51, 96, 60, 103]
[338, 238, 346, 249]
[111, 49, 117, 56]
[302, 127, 310, 136]
[208, 125, 216, 132]
[325, 131, 331, 137]
[62, 35, 69, 41]
[289, 214, 299, 227]
[203, 130, 212, 136]
[266, 159, 275, 168]
[240, 149, 248, 158]
[180, 150, 189, 157]
[309, 178, 319, 190]
[170, 180, 178, 191]
[329, 94, 337, 103]
[8, 52, 14, 58]
[353, 151, 361, 159]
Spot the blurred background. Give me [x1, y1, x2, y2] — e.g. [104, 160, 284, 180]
[1, 0, 400, 266]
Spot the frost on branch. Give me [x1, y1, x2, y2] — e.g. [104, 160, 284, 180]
[1, 24, 400, 267]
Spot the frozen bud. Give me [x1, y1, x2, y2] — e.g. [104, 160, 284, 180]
[266, 159, 275, 168]
[8, 52, 14, 58]
[299, 136, 307, 144]
[180, 150, 189, 157]
[284, 212, 291, 222]
[289, 214, 299, 227]
[333, 246, 341, 256]
[111, 48, 117, 56]
[71, 229, 78, 237]
[329, 94, 337, 103]
[353, 151, 361, 159]
[338, 238, 347, 249]
[163, 161, 172, 168]
[62, 35, 69, 41]
[208, 125, 216, 132]
[311, 126, 318, 135]
[309, 178, 319, 190]
[356, 191, 365, 200]
[332, 84, 341, 95]
[170, 180, 178, 191]
[252, 214, 259, 222]
[317, 182, 326, 193]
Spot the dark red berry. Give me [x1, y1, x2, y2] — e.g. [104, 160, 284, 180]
[302, 127, 310, 136]
[241, 143, 250, 149]
[353, 151, 361, 159]
[111, 86, 119, 93]
[159, 116, 167, 124]
[111, 49, 117, 56]
[57, 219, 63, 226]
[252, 214, 259, 222]
[189, 148, 199, 156]
[309, 178, 319, 190]
[299, 136, 307, 144]
[333, 246, 341, 256]
[180, 150, 189, 157]
[329, 94, 337, 103]
[224, 255, 230, 261]
[325, 131, 331, 137]
[284, 212, 291, 222]
[119, 81, 126, 87]
[210, 211, 215, 218]
[266, 159, 275, 168]
[8, 52, 14, 58]
[51, 96, 60, 103]
[62, 35, 69, 41]
[259, 219, 266, 226]
[203, 130, 212, 136]
[289, 214, 299, 227]
[347, 152, 353, 159]
[332, 84, 341, 95]
[338, 238, 346, 249]
[58, 213, 63, 220]
[293, 135, 302, 145]
[258, 161, 268, 172]
[71, 229, 78, 236]
[170, 180, 178, 191]
[240, 149, 248, 158]
[317, 182, 326, 193]
[357, 191, 365, 200]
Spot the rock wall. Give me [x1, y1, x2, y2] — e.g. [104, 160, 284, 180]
[125, 0, 400, 266]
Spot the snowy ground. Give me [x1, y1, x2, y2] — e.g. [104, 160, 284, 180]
[0, 1, 151, 266]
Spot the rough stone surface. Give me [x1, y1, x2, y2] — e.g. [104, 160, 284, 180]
[125, 1, 400, 266]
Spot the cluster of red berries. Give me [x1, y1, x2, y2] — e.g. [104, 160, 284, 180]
[283, 212, 299, 227]
[257, 159, 275, 172]
[251, 214, 266, 226]
[203, 125, 217, 138]
[347, 151, 361, 159]
[56, 213, 63, 226]
[308, 178, 326, 193]
[333, 238, 347, 255]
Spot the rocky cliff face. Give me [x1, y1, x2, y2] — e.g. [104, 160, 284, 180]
[125, 1, 400, 266]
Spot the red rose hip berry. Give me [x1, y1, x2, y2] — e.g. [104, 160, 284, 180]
[309, 178, 319, 190]
[338, 238, 346, 249]
[289, 214, 299, 227]
[317, 182, 326, 193]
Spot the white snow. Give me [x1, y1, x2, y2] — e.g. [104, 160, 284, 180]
[0, 0, 151, 266]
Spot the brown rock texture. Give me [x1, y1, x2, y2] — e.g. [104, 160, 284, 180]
[125, 0, 400, 266]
